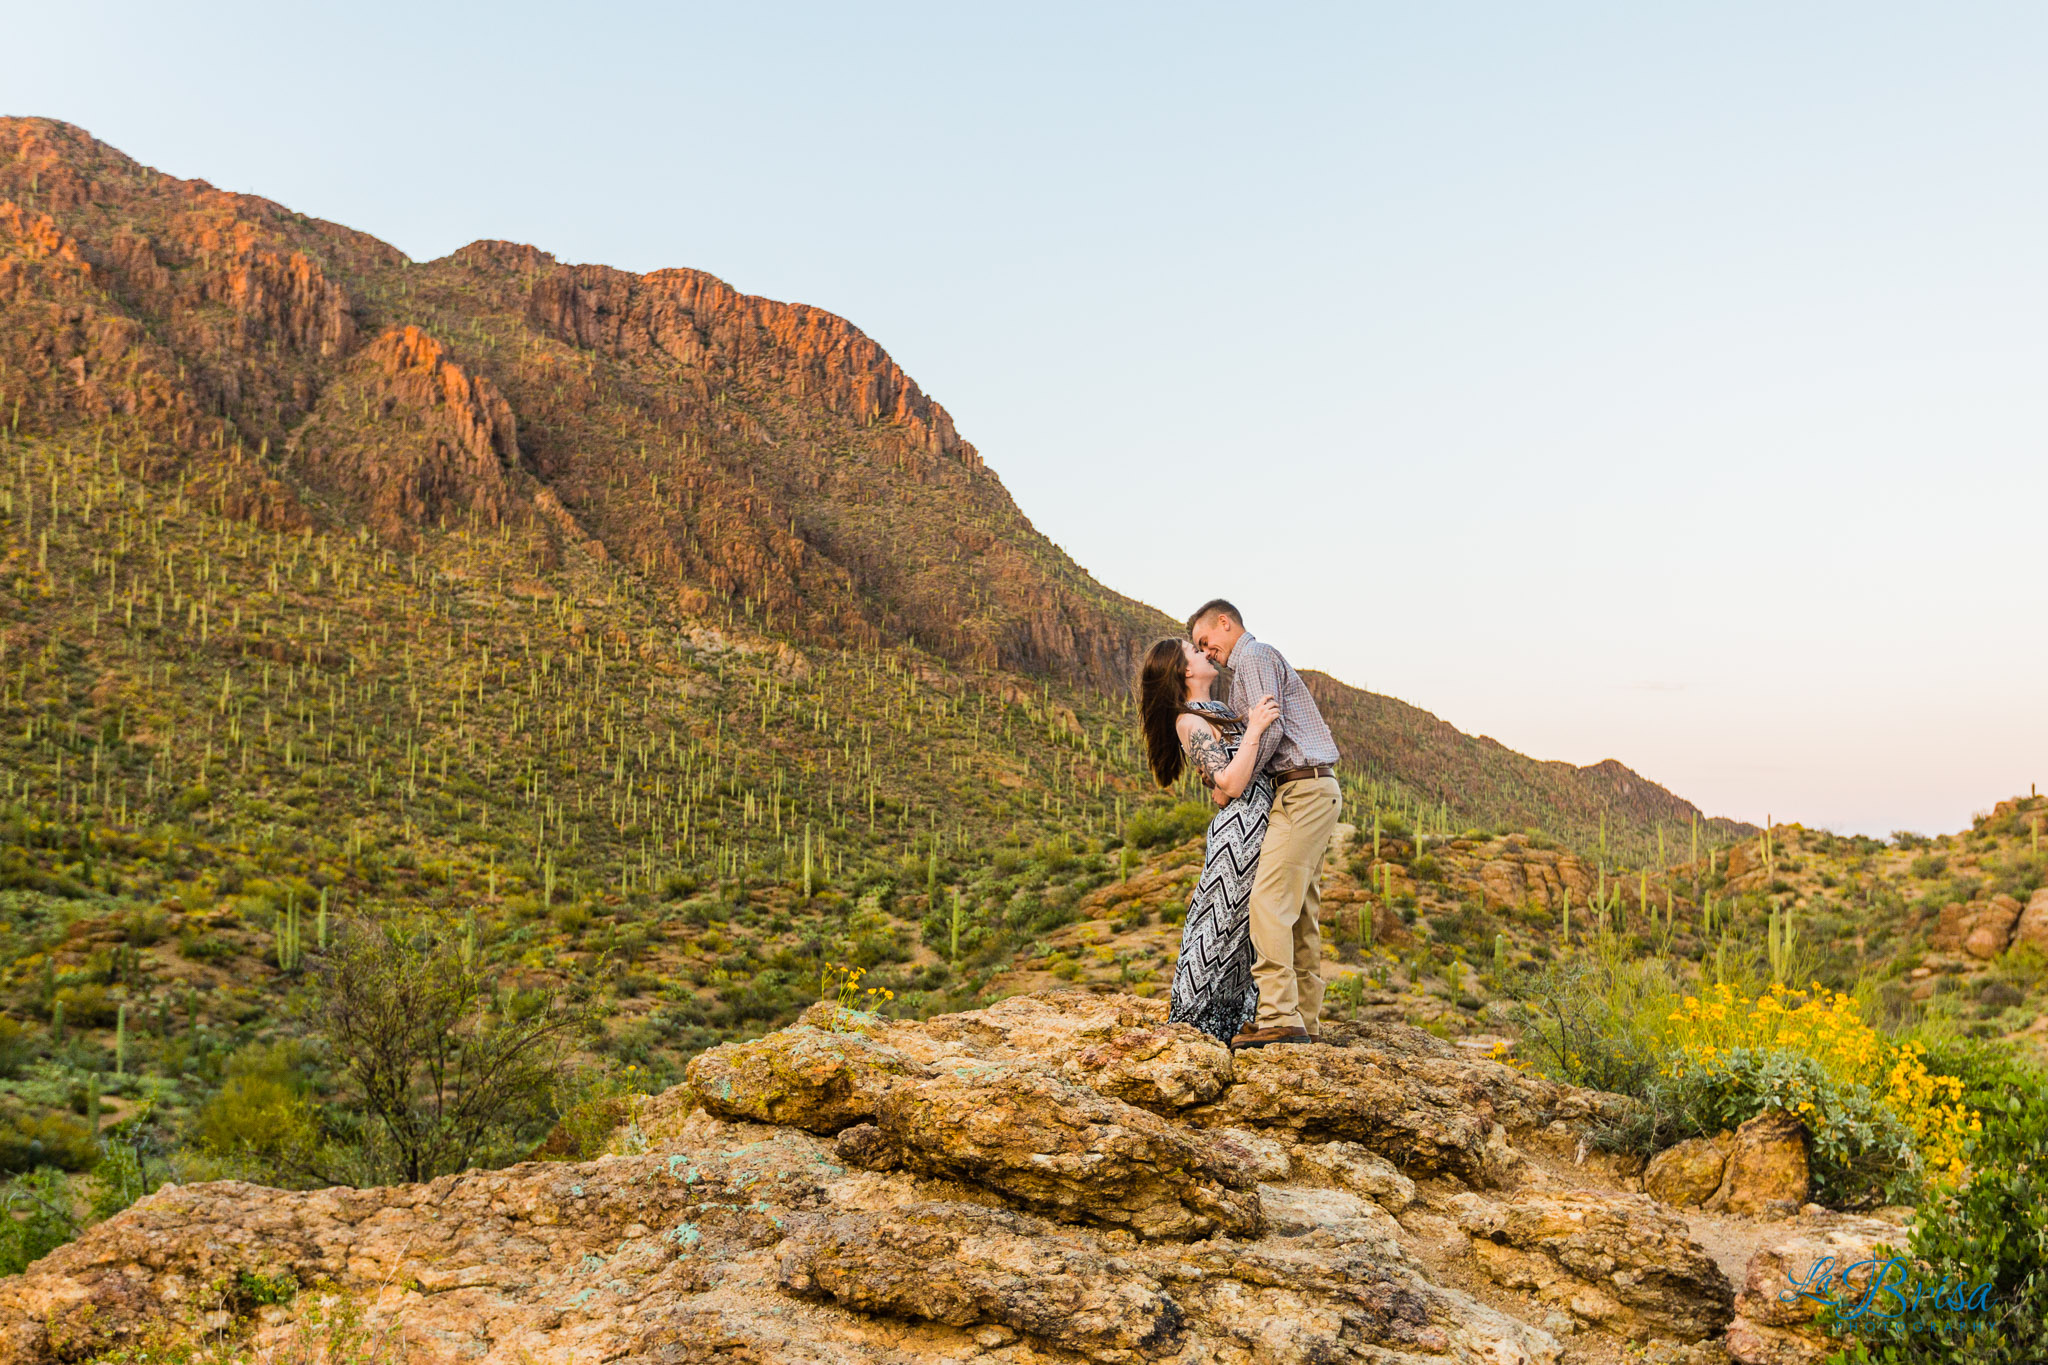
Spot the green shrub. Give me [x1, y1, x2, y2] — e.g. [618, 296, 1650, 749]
[536, 1070, 649, 1162]
[120, 909, 170, 946]
[0, 1019, 35, 1079]
[1126, 802, 1210, 850]
[194, 1044, 323, 1180]
[177, 929, 235, 963]
[0, 1168, 78, 1274]
[1826, 1043, 2048, 1363]
[0, 1111, 98, 1174]
[53, 984, 117, 1029]
[1504, 954, 1679, 1097]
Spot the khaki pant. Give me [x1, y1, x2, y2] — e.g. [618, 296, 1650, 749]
[1248, 775, 1342, 1031]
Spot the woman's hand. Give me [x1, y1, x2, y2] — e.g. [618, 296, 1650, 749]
[1245, 694, 1281, 735]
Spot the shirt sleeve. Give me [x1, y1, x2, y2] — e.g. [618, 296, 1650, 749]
[1233, 642, 1287, 774]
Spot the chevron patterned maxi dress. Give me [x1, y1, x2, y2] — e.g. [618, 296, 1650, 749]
[1165, 700, 1275, 1044]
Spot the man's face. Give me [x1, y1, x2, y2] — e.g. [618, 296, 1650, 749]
[1192, 613, 1236, 666]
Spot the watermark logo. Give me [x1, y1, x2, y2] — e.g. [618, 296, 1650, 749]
[1783, 1255, 1997, 1334]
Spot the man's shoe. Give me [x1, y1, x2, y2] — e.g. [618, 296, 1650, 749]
[1231, 1025, 1312, 1049]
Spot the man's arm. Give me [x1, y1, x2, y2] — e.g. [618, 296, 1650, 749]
[1231, 642, 1288, 774]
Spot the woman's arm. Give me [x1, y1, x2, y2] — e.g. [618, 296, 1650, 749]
[1177, 696, 1280, 800]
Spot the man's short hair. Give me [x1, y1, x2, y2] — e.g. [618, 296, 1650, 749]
[1186, 599, 1244, 635]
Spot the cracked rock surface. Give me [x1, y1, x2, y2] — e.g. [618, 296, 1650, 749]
[0, 991, 1735, 1365]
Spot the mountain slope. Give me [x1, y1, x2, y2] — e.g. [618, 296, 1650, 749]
[0, 116, 1747, 862]
[0, 117, 1164, 691]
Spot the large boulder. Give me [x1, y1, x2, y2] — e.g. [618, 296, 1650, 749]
[1643, 1135, 1729, 1208]
[1455, 1188, 1736, 1342]
[868, 1061, 1265, 1241]
[2012, 886, 2048, 954]
[804, 991, 1234, 1114]
[684, 1022, 928, 1132]
[1929, 901, 1969, 952]
[1964, 894, 2022, 959]
[1706, 1111, 1810, 1217]
[1186, 1042, 1506, 1184]
[1726, 1210, 1908, 1364]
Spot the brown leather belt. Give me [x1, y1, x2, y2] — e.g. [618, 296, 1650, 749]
[1272, 764, 1335, 786]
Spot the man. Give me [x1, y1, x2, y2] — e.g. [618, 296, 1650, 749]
[1188, 600, 1342, 1048]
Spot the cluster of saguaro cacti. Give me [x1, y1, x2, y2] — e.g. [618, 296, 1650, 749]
[276, 897, 305, 971]
[1768, 904, 1798, 986]
[0, 428, 1176, 921]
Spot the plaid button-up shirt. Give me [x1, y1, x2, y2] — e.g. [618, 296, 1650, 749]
[1226, 634, 1340, 777]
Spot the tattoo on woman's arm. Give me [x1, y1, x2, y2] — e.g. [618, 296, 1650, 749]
[1185, 728, 1230, 788]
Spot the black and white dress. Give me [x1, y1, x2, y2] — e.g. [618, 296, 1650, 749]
[1166, 700, 1274, 1044]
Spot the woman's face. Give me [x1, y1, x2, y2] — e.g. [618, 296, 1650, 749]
[1182, 639, 1218, 686]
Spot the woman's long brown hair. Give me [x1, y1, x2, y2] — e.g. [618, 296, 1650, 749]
[1136, 638, 1238, 788]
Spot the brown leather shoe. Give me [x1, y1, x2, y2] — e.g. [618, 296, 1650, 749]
[1231, 1025, 1312, 1049]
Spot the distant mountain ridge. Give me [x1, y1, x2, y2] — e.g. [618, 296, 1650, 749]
[0, 115, 1748, 851]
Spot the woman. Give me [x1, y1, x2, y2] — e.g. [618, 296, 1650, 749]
[1136, 638, 1280, 1046]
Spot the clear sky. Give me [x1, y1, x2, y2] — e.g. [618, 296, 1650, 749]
[14, 3, 2046, 837]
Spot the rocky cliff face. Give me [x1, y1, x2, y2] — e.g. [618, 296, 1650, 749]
[0, 990, 1786, 1365]
[0, 116, 1165, 690]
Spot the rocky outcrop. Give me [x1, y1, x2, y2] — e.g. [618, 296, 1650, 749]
[0, 992, 1664, 1363]
[1455, 1188, 1737, 1342]
[689, 1001, 1263, 1240]
[0, 1124, 843, 1364]
[1291, 1138, 1418, 1212]
[791, 991, 1235, 1113]
[1055, 1020, 1234, 1113]
[1645, 1112, 1809, 1216]
[1706, 1111, 1811, 1217]
[1645, 1135, 1730, 1207]
[2016, 886, 2048, 954]
[778, 1192, 1558, 1365]
[777, 1201, 1188, 1360]
[865, 1062, 1265, 1241]
[1181, 1018, 1615, 1185]
[686, 1020, 929, 1132]
[1725, 1210, 1907, 1364]
[1932, 895, 2022, 959]
[523, 260, 979, 469]
[1186, 1042, 1501, 1180]
[1969, 894, 2023, 959]
[288, 325, 532, 542]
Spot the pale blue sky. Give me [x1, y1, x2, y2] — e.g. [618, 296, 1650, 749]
[16, 3, 2047, 835]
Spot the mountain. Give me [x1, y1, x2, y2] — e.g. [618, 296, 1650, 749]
[0, 116, 1160, 690]
[0, 115, 1744, 864]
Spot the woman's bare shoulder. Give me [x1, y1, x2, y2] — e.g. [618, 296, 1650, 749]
[1175, 710, 1221, 742]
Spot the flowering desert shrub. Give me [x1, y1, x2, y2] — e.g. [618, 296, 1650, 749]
[1512, 962, 1979, 1207]
[1654, 983, 1978, 1204]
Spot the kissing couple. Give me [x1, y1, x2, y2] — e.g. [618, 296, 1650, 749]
[1135, 600, 1343, 1049]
